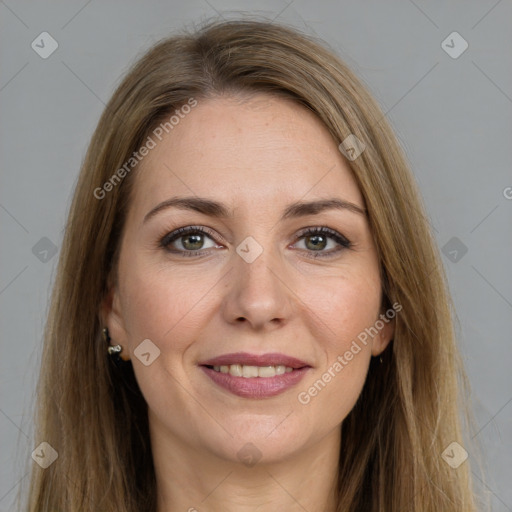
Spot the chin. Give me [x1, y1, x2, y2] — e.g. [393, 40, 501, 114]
[202, 414, 311, 465]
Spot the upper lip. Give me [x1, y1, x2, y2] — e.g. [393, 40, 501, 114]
[200, 352, 311, 369]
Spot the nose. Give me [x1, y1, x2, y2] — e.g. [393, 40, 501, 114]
[221, 242, 294, 331]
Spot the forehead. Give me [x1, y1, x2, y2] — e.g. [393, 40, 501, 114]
[129, 94, 364, 221]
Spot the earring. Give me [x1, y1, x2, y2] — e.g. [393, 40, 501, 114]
[103, 327, 127, 366]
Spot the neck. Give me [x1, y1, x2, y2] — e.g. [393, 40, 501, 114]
[152, 422, 340, 512]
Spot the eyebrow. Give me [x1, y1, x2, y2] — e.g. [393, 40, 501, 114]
[143, 196, 366, 224]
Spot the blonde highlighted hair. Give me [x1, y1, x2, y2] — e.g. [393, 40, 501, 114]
[20, 18, 481, 511]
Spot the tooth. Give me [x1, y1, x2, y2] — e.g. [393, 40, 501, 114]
[211, 364, 295, 376]
[275, 365, 286, 375]
[229, 364, 243, 377]
[242, 365, 259, 378]
[258, 366, 277, 377]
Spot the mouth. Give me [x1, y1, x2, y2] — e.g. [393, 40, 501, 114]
[198, 352, 312, 398]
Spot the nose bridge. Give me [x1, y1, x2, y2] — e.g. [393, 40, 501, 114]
[236, 234, 282, 295]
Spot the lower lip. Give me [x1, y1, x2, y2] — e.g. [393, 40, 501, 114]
[200, 366, 310, 399]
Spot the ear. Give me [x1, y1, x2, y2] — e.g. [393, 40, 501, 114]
[101, 284, 131, 361]
[370, 310, 395, 357]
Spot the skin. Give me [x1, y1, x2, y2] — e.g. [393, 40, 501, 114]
[102, 93, 394, 512]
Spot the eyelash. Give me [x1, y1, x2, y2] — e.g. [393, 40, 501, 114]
[158, 225, 352, 259]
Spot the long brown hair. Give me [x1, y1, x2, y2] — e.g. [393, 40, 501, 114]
[20, 18, 482, 511]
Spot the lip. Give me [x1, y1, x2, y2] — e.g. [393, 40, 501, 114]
[198, 352, 312, 399]
[200, 366, 311, 399]
[199, 352, 311, 369]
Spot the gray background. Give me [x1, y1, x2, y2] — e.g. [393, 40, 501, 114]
[1, 1, 511, 510]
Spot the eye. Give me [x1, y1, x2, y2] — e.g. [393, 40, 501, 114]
[292, 226, 351, 258]
[159, 225, 351, 258]
[159, 226, 220, 256]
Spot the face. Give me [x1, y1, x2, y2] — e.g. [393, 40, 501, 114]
[104, 93, 393, 465]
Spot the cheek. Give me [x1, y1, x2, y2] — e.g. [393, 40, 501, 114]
[299, 264, 382, 349]
[119, 258, 219, 351]
[295, 267, 381, 420]
[118, 262, 216, 407]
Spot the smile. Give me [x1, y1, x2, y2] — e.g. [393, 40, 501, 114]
[199, 351, 312, 398]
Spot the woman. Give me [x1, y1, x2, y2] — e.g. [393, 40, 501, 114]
[23, 19, 479, 511]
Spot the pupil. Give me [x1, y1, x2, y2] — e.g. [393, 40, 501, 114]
[184, 234, 203, 250]
[307, 235, 326, 251]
